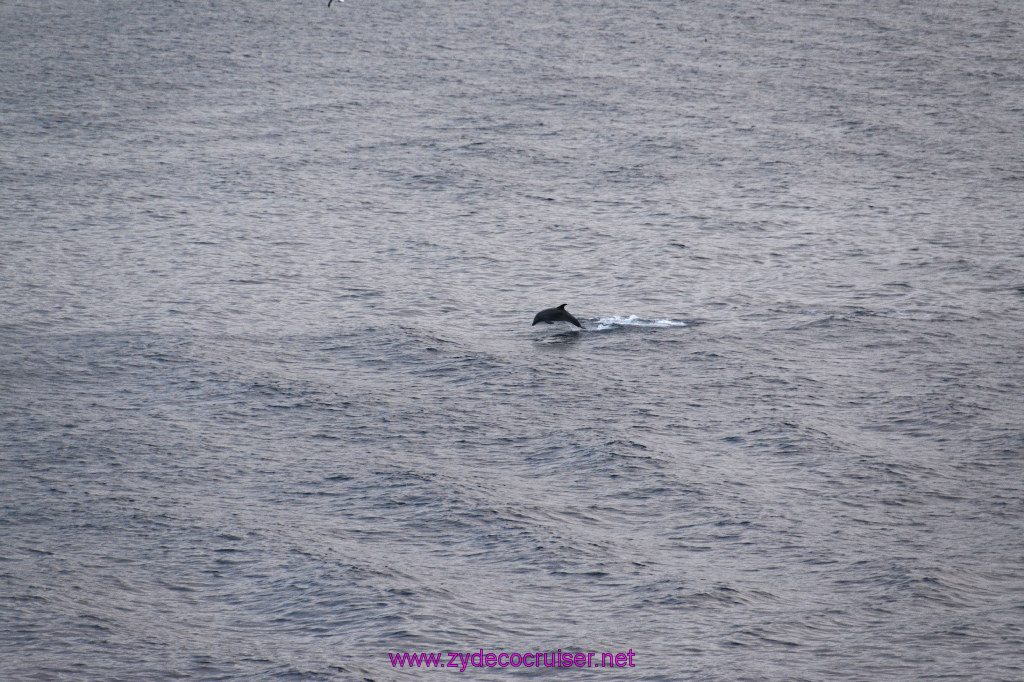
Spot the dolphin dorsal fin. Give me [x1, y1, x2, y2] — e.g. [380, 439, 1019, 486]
[558, 303, 567, 309]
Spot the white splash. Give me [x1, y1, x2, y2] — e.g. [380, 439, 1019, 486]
[593, 315, 688, 330]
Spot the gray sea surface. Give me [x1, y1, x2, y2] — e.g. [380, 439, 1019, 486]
[2, 1, 1023, 680]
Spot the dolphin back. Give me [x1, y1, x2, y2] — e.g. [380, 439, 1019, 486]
[532, 304, 583, 328]
[561, 310, 583, 328]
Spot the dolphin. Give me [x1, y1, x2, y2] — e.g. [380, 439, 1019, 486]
[532, 304, 584, 329]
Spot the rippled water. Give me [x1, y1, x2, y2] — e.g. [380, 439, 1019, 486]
[2, 1, 1023, 680]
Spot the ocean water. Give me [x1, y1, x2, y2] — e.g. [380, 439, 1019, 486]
[2, 1, 1023, 679]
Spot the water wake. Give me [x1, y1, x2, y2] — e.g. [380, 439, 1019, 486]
[593, 315, 688, 330]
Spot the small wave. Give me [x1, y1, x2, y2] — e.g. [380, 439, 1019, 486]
[593, 315, 688, 330]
